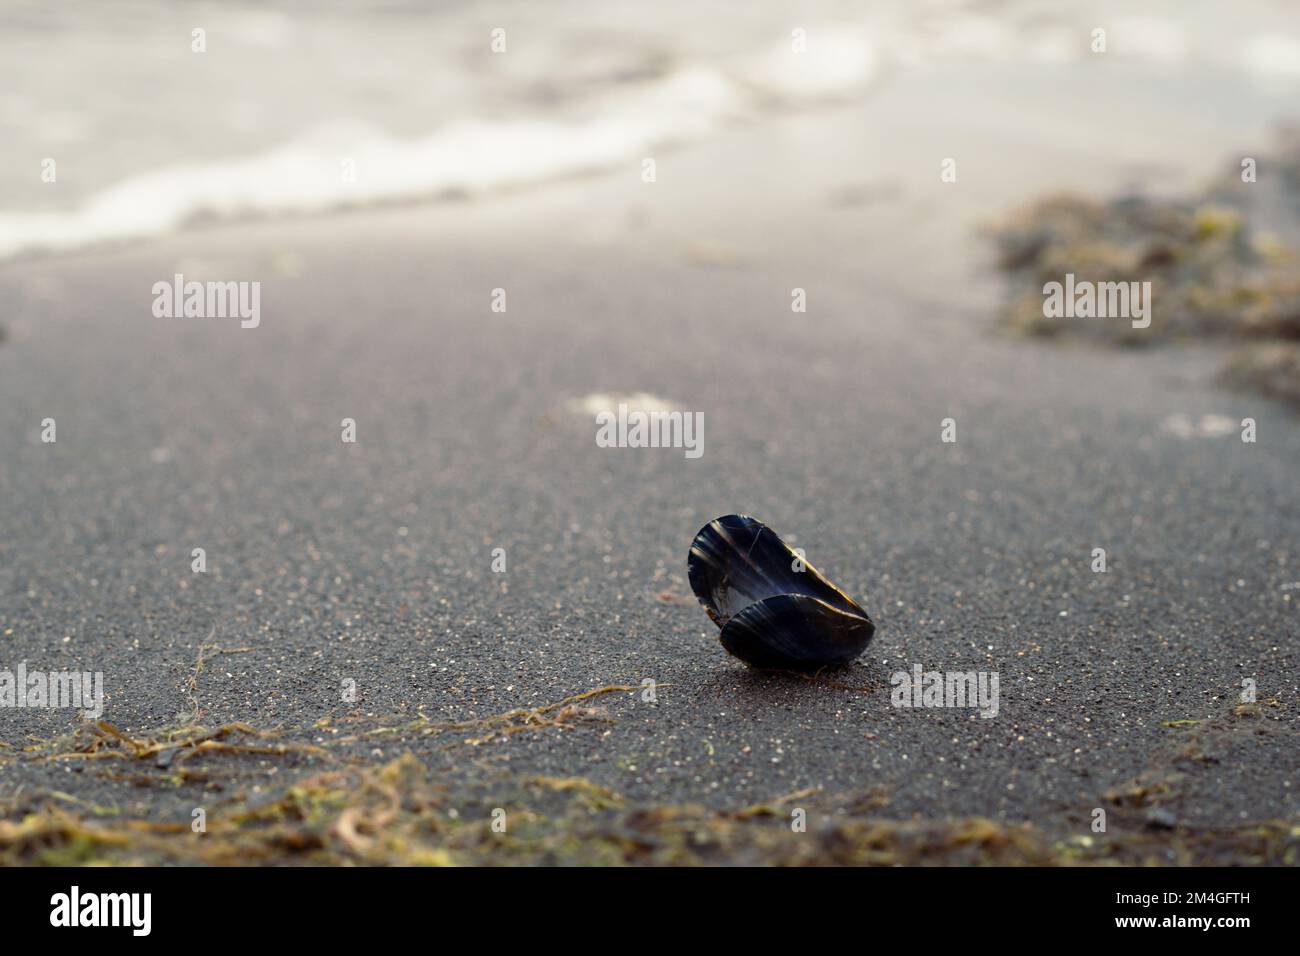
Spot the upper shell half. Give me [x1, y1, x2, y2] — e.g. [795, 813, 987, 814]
[687, 514, 875, 670]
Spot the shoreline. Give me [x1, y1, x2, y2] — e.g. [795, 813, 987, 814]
[2, 64, 1297, 865]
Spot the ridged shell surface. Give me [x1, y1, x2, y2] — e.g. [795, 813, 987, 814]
[687, 515, 874, 670]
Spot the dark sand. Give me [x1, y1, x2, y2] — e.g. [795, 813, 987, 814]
[1, 79, 1297, 863]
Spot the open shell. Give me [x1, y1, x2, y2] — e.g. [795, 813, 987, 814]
[687, 514, 875, 670]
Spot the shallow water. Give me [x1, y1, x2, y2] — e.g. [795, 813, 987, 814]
[1, 0, 1297, 259]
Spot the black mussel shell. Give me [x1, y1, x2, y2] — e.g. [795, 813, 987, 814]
[687, 514, 875, 670]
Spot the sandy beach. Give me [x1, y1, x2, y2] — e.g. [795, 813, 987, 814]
[1, 2, 1297, 865]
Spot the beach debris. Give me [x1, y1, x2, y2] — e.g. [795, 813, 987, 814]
[987, 193, 1300, 343]
[1220, 342, 1300, 407]
[358, 684, 637, 749]
[688, 515, 874, 670]
[1146, 807, 1178, 830]
[987, 130, 1300, 407]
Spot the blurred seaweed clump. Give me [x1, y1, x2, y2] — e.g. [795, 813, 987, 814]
[988, 127, 1300, 407]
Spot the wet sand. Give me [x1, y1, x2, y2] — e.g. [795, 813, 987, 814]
[1, 76, 1297, 863]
